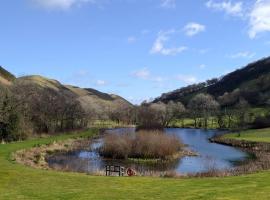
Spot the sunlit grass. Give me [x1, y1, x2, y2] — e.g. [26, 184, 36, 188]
[1, 129, 270, 199]
[224, 128, 270, 143]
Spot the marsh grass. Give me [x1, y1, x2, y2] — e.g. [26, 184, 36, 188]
[99, 131, 183, 160]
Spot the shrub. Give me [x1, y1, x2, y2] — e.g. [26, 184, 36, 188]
[99, 131, 183, 160]
[99, 134, 132, 159]
[251, 115, 270, 129]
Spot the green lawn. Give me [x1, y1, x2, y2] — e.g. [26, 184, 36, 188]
[224, 128, 270, 143]
[1, 129, 270, 199]
[170, 118, 231, 129]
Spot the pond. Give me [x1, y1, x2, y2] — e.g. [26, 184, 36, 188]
[47, 128, 250, 175]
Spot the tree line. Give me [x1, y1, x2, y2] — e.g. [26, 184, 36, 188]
[0, 82, 87, 142]
[1, 80, 269, 142]
[136, 93, 269, 131]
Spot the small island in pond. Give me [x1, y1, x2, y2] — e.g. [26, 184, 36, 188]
[98, 130, 195, 162]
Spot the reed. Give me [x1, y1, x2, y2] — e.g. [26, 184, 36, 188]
[99, 131, 183, 160]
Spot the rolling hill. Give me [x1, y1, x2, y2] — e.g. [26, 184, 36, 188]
[0, 66, 16, 85]
[154, 56, 270, 107]
[0, 67, 132, 117]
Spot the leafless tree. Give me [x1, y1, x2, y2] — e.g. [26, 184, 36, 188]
[188, 94, 219, 128]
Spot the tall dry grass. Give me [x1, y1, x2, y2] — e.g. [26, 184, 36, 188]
[99, 131, 183, 160]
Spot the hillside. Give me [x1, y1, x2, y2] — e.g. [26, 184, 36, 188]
[0, 66, 16, 85]
[154, 56, 270, 107]
[64, 85, 132, 115]
[1, 67, 132, 117]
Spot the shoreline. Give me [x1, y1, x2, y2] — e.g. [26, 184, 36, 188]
[201, 134, 270, 177]
[12, 128, 270, 178]
[13, 132, 99, 170]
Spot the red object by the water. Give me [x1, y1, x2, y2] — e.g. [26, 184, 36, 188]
[127, 168, 136, 176]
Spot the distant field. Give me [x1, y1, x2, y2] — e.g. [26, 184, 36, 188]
[170, 118, 221, 129]
[170, 107, 270, 129]
[1, 129, 270, 200]
[224, 128, 270, 143]
[89, 120, 135, 129]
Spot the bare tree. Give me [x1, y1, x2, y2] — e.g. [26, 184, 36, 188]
[136, 101, 186, 130]
[136, 103, 164, 130]
[12, 82, 87, 134]
[188, 94, 219, 128]
[235, 98, 250, 133]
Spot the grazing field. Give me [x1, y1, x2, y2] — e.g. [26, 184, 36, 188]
[1, 129, 270, 200]
[224, 128, 270, 143]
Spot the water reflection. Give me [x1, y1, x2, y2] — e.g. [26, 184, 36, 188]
[47, 128, 249, 175]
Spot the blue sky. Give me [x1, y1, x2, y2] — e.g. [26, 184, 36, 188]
[1, 0, 270, 104]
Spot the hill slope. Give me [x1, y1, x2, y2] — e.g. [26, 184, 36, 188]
[64, 85, 132, 115]
[154, 56, 270, 107]
[1, 68, 132, 117]
[0, 66, 16, 85]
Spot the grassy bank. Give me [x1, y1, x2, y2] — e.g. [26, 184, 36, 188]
[1, 129, 270, 199]
[224, 128, 270, 143]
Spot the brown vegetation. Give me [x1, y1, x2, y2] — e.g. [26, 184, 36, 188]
[136, 101, 185, 130]
[13, 138, 91, 170]
[99, 131, 183, 160]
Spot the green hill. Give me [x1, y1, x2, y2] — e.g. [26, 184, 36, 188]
[1, 68, 132, 117]
[154, 56, 270, 107]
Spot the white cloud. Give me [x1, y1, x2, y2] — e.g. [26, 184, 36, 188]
[206, 0, 243, 17]
[131, 68, 150, 79]
[152, 76, 165, 82]
[75, 69, 89, 76]
[248, 0, 270, 39]
[141, 29, 150, 35]
[199, 49, 210, 54]
[31, 0, 95, 10]
[127, 36, 136, 44]
[229, 51, 256, 59]
[199, 64, 206, 69]
[176, 75, 198, 84]
[183, 22, 206, 37]
[160, 0, 176, 9]
[150, 30, 187, 56]
[205, 1, 270, 39]
[131, 68, 167, 83]
[95, 80, 107, 86]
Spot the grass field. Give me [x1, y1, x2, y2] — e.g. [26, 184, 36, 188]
[1, 129, 270, 199]
[224, 128, 270, 143]
[169, 107, 270, 130]
[89, 120, 135, 129]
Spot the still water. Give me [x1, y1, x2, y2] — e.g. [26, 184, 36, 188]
[47, 128, 249, 174]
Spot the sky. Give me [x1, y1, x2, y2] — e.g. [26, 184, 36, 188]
[1, 0, 270, 104]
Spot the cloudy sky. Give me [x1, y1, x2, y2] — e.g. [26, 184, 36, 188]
[1, 0, 270, 104]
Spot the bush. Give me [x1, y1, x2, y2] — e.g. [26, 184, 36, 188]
[251, 115, 270, 129]
[99, 134, 132, 159]
[99, 131, 183, 160]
